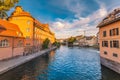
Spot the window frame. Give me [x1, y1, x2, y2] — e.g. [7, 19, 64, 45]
[0, 39, 9, 48]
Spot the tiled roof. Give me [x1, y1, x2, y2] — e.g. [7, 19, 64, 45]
[0, 19, 20, 31]
[0, 19, 23, 38]
[97, 8, 120, 28]
[0, 24, 6, 30]
[10, 6, 33, 18]
[34, 19, 54, 35]
[85, 36, 96, 40]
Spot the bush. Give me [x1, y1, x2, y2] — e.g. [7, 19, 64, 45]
[68, 37, 76, 46]
[53, 41, 61, 47]
[42, 38, 50, 49]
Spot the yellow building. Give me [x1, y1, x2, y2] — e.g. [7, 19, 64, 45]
[8, 6, 55, 50]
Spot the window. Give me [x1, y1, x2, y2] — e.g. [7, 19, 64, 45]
[104, 51, 107, 55]
[110, 30, 112, 36]
[35, 28, 36, 31]
[27, 20, 30, 25]
[110, 40, 119, 48]
[110, 41, 112, 48]
[110, 28, 119, 36]
[113, 40, 119, 48]
[102, 41, 108, 47]
[113, 53, 118, 57]
[26, 28, 30, 32]
[116, 28, 119, 35]
[0, 39, 9, 47]
[103, 31, 106, 37]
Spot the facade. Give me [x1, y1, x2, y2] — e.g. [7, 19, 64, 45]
[8, 6, 55, 51]
[57, 39, 67, 45]
[75, 35, 86, 46]
[97, 8, 120, 73]
[85, 36, 97, 46]
[74, 35, 97, 46]
[0, 19, 24, 60]
[96, 32, 99, 46]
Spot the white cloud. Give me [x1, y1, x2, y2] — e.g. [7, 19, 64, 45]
[50, 0, 109, 39]
[63, 0, 86, 15]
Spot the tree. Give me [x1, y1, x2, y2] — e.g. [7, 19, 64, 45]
[53, 41, 60, 48]
[0, 0, 19, 19]
[42, 38, 50, 49]
[68, 37, 76, 43]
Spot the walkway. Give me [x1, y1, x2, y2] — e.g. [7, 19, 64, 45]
[0, 47, 56, 75]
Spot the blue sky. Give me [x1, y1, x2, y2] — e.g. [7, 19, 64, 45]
[8, 0, 120, 39]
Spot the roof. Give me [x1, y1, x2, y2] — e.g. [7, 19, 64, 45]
[85, 36, 96, 40]
[0, 19, 24, 38]
[0, 24, 6, 30]
[34, 19, 54, 35]
[97, 8, 120, 28]
[0, 19, 21, 31]
[10, 6, 33, 18]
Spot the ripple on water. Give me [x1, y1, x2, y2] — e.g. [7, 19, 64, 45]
[37, 46, 101, 80]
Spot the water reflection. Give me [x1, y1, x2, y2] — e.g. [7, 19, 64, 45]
[0, 46, 120, 80]
[101, 65, 120, 80]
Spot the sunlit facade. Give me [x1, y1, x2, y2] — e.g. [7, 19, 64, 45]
[8, 6, 55, 50]
[0, 19, 24, 60]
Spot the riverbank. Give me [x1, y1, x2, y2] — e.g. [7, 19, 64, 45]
[100, 57, 120, 74]
[0, 47, 56, 75]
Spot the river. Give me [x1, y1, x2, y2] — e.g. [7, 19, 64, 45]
[0, 46, 120, 80]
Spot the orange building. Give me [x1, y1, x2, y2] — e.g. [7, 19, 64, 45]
[0, 19, 24, 60]
[8, 6, 55, 51]
[97, 8, 120, 73]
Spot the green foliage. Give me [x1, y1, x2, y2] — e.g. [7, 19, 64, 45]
[0, 10, 7, 18]
[42, 38, 50, 49]
[53, 41, 60, 47]
[68, 37, 76, 43]
[0, 0, 19, 19]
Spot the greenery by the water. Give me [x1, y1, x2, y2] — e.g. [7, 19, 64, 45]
[52, 41, 61, 47]
[42, 38, 50, 49]
[0, 46, 120, 80]
[68, 37, 76, 46]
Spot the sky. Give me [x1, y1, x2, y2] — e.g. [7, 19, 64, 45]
[8, 0, 120, 39]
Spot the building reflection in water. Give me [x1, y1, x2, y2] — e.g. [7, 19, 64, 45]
[101, 65, 120, 80]
[0, 52, 52, 80]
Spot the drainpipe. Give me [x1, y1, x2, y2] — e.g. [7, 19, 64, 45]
[33, 19, 35, 52]
[12, 37, 14, 58]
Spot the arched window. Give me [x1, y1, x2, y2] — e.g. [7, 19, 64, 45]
[0, 39, 9, 47]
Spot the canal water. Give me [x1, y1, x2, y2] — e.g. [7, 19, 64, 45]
[0, 46, 120, 80]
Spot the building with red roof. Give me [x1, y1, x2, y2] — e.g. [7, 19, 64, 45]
[0, 19, 25, 60]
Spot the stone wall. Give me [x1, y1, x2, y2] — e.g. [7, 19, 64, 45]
[101, 57, 120, 74]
